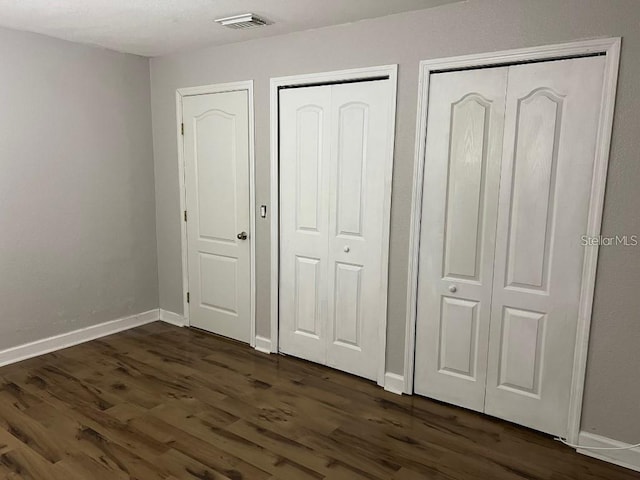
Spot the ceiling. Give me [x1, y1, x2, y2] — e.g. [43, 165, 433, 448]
[0, 0, 461, 57]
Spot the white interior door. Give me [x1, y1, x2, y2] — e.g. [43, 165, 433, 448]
[279, 79, 395, 381]
[414, 67, 508, 411]
[414, 55, 607, 437]
[183, 90, 251, 343]
[484, 56, 606, 436]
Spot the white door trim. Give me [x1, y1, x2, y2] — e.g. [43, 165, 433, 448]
[176, 80, 257, 346]
[269, 65, 398, 386]
[405, 38, 621, 443]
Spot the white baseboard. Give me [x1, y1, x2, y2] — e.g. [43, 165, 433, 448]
[0, 309, 160, 368]
[159, 309, 186, 327]
[384, 372, 405, 395]
[577, 431, 640, 472]
[254, 335, 272, 354]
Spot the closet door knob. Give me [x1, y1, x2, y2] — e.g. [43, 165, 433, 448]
[449, 285, 457, 293]
[237, 231, 248, 240]
[343, 246, 350, 253]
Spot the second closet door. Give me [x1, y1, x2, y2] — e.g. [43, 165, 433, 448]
[279, 80, 393, 381]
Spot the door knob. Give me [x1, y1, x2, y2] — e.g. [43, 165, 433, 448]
[237, 231, 248, 240]
[343, 246, 350, 253]
[448, 285, 457, 293]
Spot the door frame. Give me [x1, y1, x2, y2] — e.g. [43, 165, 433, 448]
[176, 80, 257, 346]
[405, 38, 621, 443]
[268, 65, 398, 386]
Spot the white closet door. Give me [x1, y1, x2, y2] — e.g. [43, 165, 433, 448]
[414, 67, 508, 411]
[279, 85, 332, 364]
[326, 81, 392, 381]
[279, 80, 394, 381]
[183, 90, 251, 343]
[485, 56, 606, 436]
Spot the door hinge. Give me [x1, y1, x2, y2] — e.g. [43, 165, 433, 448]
[181, 123, 184, 135]
[184, 210, 187, 222]
[186, 292, 190, 303]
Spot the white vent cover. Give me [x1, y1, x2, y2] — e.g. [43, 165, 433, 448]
[214, 13, 270, 29]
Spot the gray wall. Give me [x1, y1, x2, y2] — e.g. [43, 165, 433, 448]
[0, 27, 158, 349]
[150, 0, 640, 442]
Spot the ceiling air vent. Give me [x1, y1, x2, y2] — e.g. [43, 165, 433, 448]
[214, 13, 270, 29]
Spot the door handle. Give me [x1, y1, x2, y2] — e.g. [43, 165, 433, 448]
[237, 231, 248, 240]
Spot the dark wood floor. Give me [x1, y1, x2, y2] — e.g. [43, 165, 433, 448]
[0, 322, 637, 479]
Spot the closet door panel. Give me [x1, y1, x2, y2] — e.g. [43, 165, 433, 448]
[485, 56, 606, 436]
[326, 80, 393, 381]
[279, 86, 332, 364]
[414, 67, 508, 411]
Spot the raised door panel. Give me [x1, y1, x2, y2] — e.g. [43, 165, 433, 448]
[279, 86, 332, 364]
[294, 256, 321, 338]
[414, 66, 508, 411]
[438, 297, 479, 379]
[497, 307, 546, 397]
[194, 111, 238, 243]
[199, 253, 238, 315]
[336, 103, 368, 238]
[505, 90, 562, 291]
[183, 90, 251, 343]
[485, 56, 606, 436]
[444, 95, 491, 281]
[295, 107, 324, 233]
[333, 262, 363, 349]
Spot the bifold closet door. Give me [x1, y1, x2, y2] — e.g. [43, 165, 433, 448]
[414, 55, 607, 437]
[413, 67, 508, 411]
[183, 90, 251, 343]
[279, 80, 393, 381]
[484, 56, 606, 436]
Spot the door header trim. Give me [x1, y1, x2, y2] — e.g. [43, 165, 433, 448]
[278, 75, 390, 90]
[177, 80, 254, 97]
